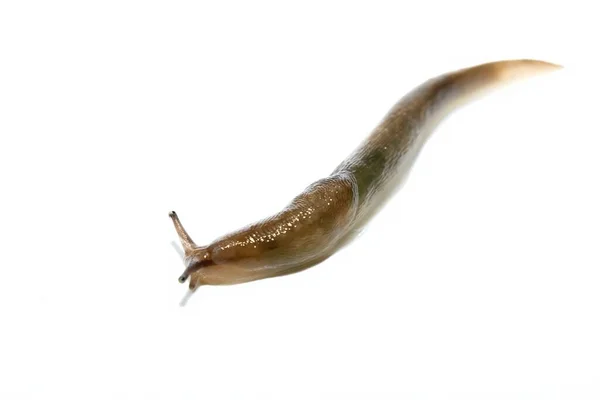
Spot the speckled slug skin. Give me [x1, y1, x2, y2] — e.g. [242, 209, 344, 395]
[170, 60, 561, 295]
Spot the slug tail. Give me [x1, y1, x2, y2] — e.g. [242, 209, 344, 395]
[337, 59, 562, 239]
[440, 59, 563, 107]
[492, 59, 563, 83]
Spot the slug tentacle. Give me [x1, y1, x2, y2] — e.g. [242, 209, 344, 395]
[170, 59, 561, 300]
[169, 211, 196, 254]
[169, 211, 213, 284]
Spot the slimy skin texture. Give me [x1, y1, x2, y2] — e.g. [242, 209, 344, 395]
[170, 59, 561, 296]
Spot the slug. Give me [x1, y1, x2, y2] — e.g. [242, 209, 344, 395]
[170, 59, 561, 299]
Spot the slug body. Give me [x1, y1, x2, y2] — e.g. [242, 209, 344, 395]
[170, 60, 560, 294]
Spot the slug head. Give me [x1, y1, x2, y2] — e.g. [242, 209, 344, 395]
[169, 211, 212, 291]
[170, 174, 359, 293]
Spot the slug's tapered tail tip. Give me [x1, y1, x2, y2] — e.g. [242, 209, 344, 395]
[494, 59, 563, 82]
[547, 61, 563, 69]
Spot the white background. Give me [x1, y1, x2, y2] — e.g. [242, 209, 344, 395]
[1, 1, 599, 398]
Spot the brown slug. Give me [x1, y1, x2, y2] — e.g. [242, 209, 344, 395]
[170, 59, 561, 299]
